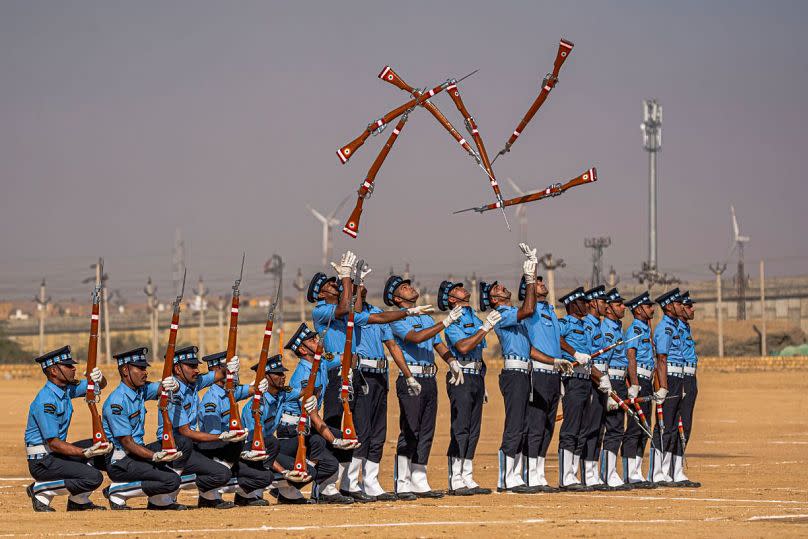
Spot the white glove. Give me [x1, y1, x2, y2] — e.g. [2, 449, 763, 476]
[519, 242, 538, 263]
[597, 376, 613, 395]
[89, 367, 103, 384]
[523, 259, 537, 283]
[152, 450, 183, 463]
[82, 441, 112, 458]
[161, 376, 179, 393]
[332, 438, 361, 450]
[283, 469, 311, 483]
[406, 305, 435, 315]
[405, 376, 422, 396]
[302, 395, 318, 414]
[256, 377, 269, 394]
[226, 356, 239, 375]
[573, 352, 591, 365]
[359, 263, 372, 283]
[448, 360, 465, 386]
[606, 397, 620, 412]
[330, 251, 357, 279]
[553, 358, 574, 374]
[240, 450, 269, 462]
[653, 387, 668, 404]
[219, 430, 247, 442]
[628, 384, 641, 400]
[481, 310, 502, 332]
[442, 305, 464, 328]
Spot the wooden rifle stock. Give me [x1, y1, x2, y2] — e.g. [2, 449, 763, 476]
[293, 339, 324, 473]
[249, 275, 281, 455]
[158, 275, 185, 454]
[343, 114, 409, 238]
[339, 259, 362, 441]
[225, 258, 246, 435]
[84, 279, 109, 448]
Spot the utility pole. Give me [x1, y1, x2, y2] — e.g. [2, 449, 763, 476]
[293, 268, 306, 323]
[144, 277, 159, 359]
[760, 259, 767, 356]
[642, 99, 662, 272]
[585, 237, 611, 287]
[607, 266, 620, 288]
[709, 263, 727, 357]
[538, 253, 565, 307]
[216, 296, 226, 350]
[34, 278, 51, 356]
[194, 276, 208, 357]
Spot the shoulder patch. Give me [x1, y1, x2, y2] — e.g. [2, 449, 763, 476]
[204, 403, 217, 413]
[572, 329, 585, 335]
[221, 410, 229, 417]
[541, 313, 552, 321]
[592, 334, 602, 341]
[413, 324, 423, 329]
[664, 327, 673, 335]
[128, 411, 140, 420]
[634, 327, 642, 334]
[110, 404, 123, 416]
[463, 323, 475, 328]
[605, 332, 614, 339]
[642, 338, 650, 343]
[43, 403, 57, 415]
[183, 403, 191, 411]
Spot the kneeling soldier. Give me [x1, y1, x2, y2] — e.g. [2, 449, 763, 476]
[25, 346, 110, 512]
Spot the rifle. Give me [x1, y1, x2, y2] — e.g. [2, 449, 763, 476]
[336, 69, 477, 164]
[84, 259, 109, 448]
[492, 38, 574, 164]
[224, 254, 247, 436]
[339, 259, 363, 441]
[293, 329, 328, 473]
[158, 269, 186, 454]
[246, 261, 283, 458]
[570, 333, 642, 367]
[454, 167, 596, 215]
[652, 369, 665, 452]
[343, 114, 410, 239]
[677, 415, 688, 467]
[607, 390, 654, 442]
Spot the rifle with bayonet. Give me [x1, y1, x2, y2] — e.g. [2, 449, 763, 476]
[339, 259, 363, 441]
[158, 269, 186, 454]
[84, 259, 109, 449]
[454, 167, 596, 215]
[492, 38, 574, 164]
[224, 254, 247, 436]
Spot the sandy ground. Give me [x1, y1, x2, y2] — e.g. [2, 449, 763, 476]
[1, 369, 807, 537]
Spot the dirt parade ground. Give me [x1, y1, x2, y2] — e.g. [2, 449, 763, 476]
[1, 367, 807, 537]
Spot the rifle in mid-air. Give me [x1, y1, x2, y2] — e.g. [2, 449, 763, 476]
[158, 270, 186, 454]
[224, 254, 247, 436]
[84, 259, 109, 449]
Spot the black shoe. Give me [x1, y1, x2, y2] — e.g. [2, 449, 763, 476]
[277, 493, 311, 505]
[67, 499, 107, 511]
[198, 497, 235, 509]
[528, 485, 559, 493]
[500, 485, 536, 494]
[147, 502, 188, 511]
[603, 484, 632, 491]
[340, 489, 376, 503]
[102, 486, 131, 510]
[628, 481, 657, 489]
[414, 490, 445, 499]
[559, 483, 589, 492]
[447, 487, 474, 496]
[26, 483, 55, 513]
[267, 488, 279, 499]
[653, 481, 675, 488]
[317, 493, 354, 504]
[467, 486, 492, 495]
[234, 493, 269, 506]
[672, 480, 701, 488]
[591, 484, 611, 491]
[374, 492, 397, 501]
[395, 492, 417, 501]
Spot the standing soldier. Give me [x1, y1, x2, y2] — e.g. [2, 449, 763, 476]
[385, 275, 463, 499]
[156, 345, 244, 509]
[674, 291, 701, 488]
[25, 346, 110, 512]
[198, 351, 271, 506]
[598, 289, 631, 490]
[621, 292, 657, 488]
[341, 284, 428, 502]
[439, 280, 501, 495]
[102, 347, 186, 510]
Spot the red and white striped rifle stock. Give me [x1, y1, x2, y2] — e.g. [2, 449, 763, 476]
[293, 333, 326, 473]
[492, 38, 574, 164]
[224, 254, 247, 436]
[158, 270, 186, 454]
[342, 113, 410, 238]
[454, 167, 596, 215]
[339, 260, 362, 441]
[84, 260, 109, 449]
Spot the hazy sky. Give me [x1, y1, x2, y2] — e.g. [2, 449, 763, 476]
[2, 0, 807, 300]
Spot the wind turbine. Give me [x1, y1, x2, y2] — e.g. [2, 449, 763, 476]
[730, 205, 750, 320]
[307, 195, 351, 266]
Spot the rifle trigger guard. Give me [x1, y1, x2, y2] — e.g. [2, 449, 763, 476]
[358, 183, 374, 199]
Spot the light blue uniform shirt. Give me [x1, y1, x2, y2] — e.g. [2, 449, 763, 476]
[583, 313, 604, 355]
[524, 302, 561, 358]
[389, 311, 443, 366]
[494, 305, 531, 358]
[156, 371, 216, 439]
[680, 321, 697, 365]
[624, 319, 655, 371]
[600, 317, 627, 369]
[355, 303, 393, 359]
[444, 306, 486, 360]
[241, 391, 289, 443]
[312, 300, 371, 370]
[654, 315, 684, 366]
[25, 380, 88, 446]
[102, 381, 160, 449]
[200, 383, 251, 435]
[559, 315, 587, 362]
[280, 358, 328, 417]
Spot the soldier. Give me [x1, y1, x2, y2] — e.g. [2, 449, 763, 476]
[341, 283, 427, 502]
[102, 347, 186, 510]
[277, 323, 360, 504]
[385, 275, 463, 499]
[674, 291, 701, 488]
[156, 345, 244, 509]
[439, 280, 501, 495]
[198, 351, 271, 506]
[598, 289, 632, 490]
[24, 346, 110, 512]
[621, 292, 657, 488]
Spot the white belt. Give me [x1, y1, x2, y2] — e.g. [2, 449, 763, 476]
[667, 364, 684, 374]
[112, 449, 127, 462]
[504, 358, 530, 371]
[457, 359, 483, 374]
[593, 362, 608, 372]
[359, 358, 388, 370]
[404, 364, 437, 377]
[637, 366, 654, 379]
[531, 360, 556, 373]
[280, 413, 301, 426]
[608, 368, 626, 379]
[25, 444, 50, 459]
[683, 365, 696, 375]
[572, 363, 589, 376]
